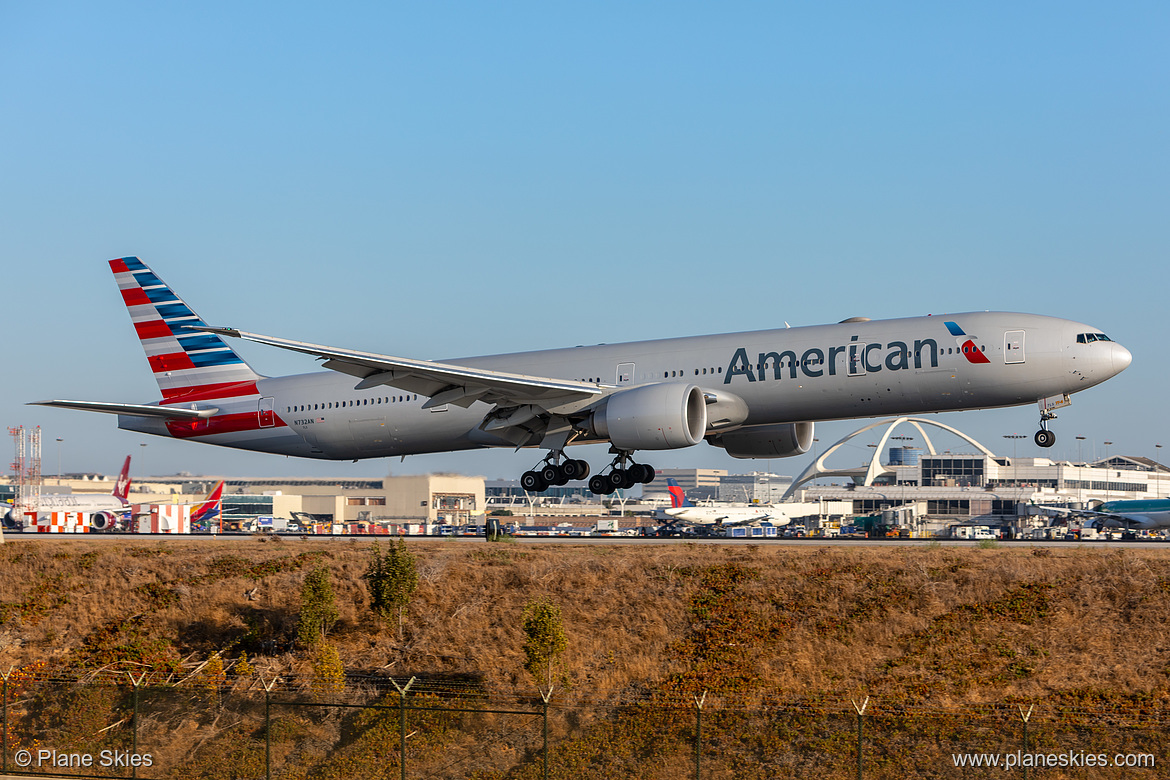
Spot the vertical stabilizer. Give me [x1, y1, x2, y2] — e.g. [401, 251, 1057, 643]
[190, 480, 225, 525]
[109, 257, 263, 403]
[666, 479, 695, 508]
[112, 455, 132, 505]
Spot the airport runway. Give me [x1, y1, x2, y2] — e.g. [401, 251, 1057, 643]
[2, 532, 1168, 550]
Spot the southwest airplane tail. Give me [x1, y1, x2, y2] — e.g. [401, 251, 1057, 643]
[189, 481, 225, 526]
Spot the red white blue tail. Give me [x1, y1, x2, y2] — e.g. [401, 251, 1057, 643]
[110, 257, 263, 404]
[666, 478, 694, 508]
[190, 481, 224, 525]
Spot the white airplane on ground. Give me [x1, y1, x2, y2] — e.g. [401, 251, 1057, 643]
[34, 258, 1131, 493]
[2, 454, 226, 532]
[1038, 499, 1170, 532]
[2, 456, 132, 530]
[660, 479, 790, 528]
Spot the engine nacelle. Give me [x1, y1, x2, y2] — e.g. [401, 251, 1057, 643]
[90, 511, 122, 532]
[708, 421, 815, 459]
[589, 383, 707, 450]
[2, 509, 20, 530]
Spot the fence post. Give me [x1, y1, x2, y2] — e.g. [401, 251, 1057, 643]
[390, 676, 416, 780]
[693, 691, 707, 780]
[126, 672, 145, 780]
[539, 687, 553, 780]
[1, 667, 11, 774]
[1018, 704, 1034, 780]
[261, 676, 277, 780]
[851, 696, 869, 780]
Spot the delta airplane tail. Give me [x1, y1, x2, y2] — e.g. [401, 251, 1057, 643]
[666, 479, 695, 509]
[110, 257, 262, 402]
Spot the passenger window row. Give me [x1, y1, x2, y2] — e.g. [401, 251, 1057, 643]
[286, 394, 419, 414]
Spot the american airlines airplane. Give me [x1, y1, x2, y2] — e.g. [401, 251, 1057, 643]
[34, 258, 1132, 494]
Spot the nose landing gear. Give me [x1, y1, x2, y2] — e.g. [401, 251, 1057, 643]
[1034, 410, 1057, 448]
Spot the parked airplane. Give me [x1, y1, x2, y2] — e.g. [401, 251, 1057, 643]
[34, 258, 1131, 493]
[1039, 499, 1170, 532]
[660, 478, 790, 527]
[188, 480, 225, 529]
[2, 455, 132, 530]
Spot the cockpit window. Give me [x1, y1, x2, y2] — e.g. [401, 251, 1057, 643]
[1077, 333, 1113, 343]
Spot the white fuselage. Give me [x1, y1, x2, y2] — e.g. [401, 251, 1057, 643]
[117, 311, 1130, 461]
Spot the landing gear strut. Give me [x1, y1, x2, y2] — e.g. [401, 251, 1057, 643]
[587, 450, 655, 496]
[1035, 410, 1057, 448]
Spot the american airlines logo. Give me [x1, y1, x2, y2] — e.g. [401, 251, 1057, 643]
[724, 332, 962, 385]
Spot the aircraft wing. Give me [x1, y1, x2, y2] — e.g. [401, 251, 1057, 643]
[190, 326, 604, 410]
[29, 400, 218, 419]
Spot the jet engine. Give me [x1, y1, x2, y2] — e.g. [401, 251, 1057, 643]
[707, 421, 815, 459]
[90, 511, 123, 532]
[2, 509, 20, 530]
[587, 383, 707, 450]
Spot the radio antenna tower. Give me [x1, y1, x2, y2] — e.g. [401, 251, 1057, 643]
[9, 426, 43, 514]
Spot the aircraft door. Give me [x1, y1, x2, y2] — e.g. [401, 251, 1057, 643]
[1005, 331, 1025, 364]
[258, 397, 275, 427]
[617, 362, 635, 384]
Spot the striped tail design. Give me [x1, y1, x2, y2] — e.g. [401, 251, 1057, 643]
[110, 257, 263, 404]
[190, 481, 225, 525]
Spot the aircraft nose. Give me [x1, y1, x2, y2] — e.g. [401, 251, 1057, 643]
[1111, 342, 1133, 375]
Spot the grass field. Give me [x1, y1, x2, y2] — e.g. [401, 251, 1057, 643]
[1, 537, 1167, 777]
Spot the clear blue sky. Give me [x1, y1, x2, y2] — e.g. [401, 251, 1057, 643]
[2, 3, 1166, 481]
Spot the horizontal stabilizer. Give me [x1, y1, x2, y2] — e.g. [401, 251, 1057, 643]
[30, 400, 218, 419]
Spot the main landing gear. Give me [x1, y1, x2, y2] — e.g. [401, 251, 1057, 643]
[520, 457, 590, 493]
[1035, 410, 1057, 448]
[519, 450, 655, 495]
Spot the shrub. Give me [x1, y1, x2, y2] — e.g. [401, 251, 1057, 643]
[363, 540, 418, 642]
[296, 566, 339, 647]
[521, 596, 567, 692]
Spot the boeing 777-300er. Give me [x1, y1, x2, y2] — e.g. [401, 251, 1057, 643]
[33, 258, 1132, 494]
[660, 478, 790, 528]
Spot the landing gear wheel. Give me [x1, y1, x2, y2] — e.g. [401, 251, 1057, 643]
[561, 459, 588, 481]
[540, 464, 569, 486]
[607, 469, 628, 490]
[589, 474, 611, 495]
[1034, 430, 1056, 448]
[639, 464, 655, 484]
[626, 464, 649, 483]
[521, 470, 548, 492]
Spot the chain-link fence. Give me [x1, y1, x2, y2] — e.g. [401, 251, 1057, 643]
[1, 672, 1164, 779]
